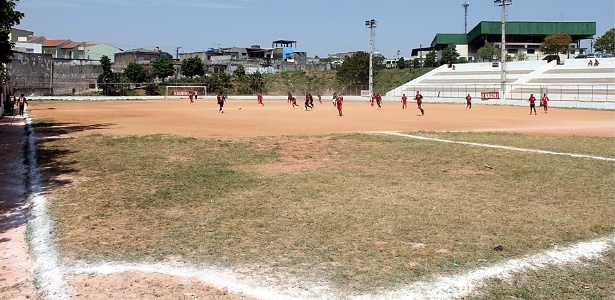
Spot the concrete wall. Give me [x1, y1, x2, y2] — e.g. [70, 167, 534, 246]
[8, 52, 53, 96]
[8, 53, 103, 96]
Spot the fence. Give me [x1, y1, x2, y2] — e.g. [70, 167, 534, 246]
[393, 83, 615, 104]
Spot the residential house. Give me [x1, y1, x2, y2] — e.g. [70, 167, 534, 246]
[84, 43, 122, 62]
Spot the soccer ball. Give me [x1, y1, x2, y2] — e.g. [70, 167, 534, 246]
[238, 107, 242, 110]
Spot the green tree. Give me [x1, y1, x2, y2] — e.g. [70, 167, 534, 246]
[397, 57, 406, 69]
[0, 0, 24, 78]
[424, 50, 437, 68]
[540, 32, 572, 55]
[594, 28, 614, 53]
[180, 56, 204, 78]
[97, 55, 117, 95]
[206, 72, 232, 94]
[233, 64, 246, 77]
[336, 51, 378, 86]
[478, 41, 499, 62]
[151, 58, 174, 82]
[124, 62, 148, 83]
[439, 44, 460, 65]
[515, 52, 528, 61]
[160, 52, 173, 60]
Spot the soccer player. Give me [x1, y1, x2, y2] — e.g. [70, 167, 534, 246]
[401, 94, 407, 109]
[317, 93, 322, 104]
[304, 92, 311, 110]
[291, 96, 299, 109]
[217, 92, 226, 113]
[308, 93, 314, 108]
[17, 94, 28, 116]
[332, 92, 337, 106]
[541, 93, 549, 114]
[375, 93, 382, 109]
[257, 91, 264, 106]
[414, 91, 424, 115]
[528, 93, 537, 115]
[189, 92, 194, 103]
[465, 94, 472, 110]
[335, 93, 344, 116]
[287, 92, 293, 104]
[370, 93, 375, 107]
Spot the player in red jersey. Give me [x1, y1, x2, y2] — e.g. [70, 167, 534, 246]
[257, 91, 264, 106]
[308, 93, 314, 108]
[335, 93, 344, 116]
[414, 91, 424, 115]
[465, 94, 472, 110]
[304, 92, 312, 110]
[17, 94, 28, 116]
[370, 93, 375, 107]
[287, 92, 293, 104]
[189, 92, 194, 103]
[317, 93, 322, 104]
[375, 93, 382, 109]
[291, 96, 299, 109]
[528, 93, 537, 115]
[217, 92, 226, 113]
[541, 93, 549, 114]
[401, 94, 408, 109]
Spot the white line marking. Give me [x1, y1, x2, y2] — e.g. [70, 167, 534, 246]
[24, 124, 613, 299]
[25, 116, 72, 299]
[377, 131, 615, 161]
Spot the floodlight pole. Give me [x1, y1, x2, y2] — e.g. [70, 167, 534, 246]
[365, 19, 377, 96]
[495, 0, 511, 97]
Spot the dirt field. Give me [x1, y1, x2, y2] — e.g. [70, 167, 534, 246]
[27, 99, 615, 138]
[1, 98, 613, 300]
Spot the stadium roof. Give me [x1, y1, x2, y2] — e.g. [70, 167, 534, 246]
[428, 21, 596, 48]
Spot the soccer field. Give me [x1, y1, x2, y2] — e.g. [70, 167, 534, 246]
[26, 99, 614, 299]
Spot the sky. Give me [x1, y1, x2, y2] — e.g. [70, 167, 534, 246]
[14, 0, 615, 59]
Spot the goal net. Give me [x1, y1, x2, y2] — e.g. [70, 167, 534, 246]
[165, 86, 207, 99]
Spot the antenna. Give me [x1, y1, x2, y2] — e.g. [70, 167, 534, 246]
[462, 1, 470, 34]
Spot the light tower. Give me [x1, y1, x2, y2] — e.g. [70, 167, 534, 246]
[494, 0, 511, 97]
[365, 19, 377, 96]
[462, 2, 470, 34]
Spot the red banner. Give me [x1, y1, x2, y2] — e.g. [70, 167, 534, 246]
[481, 91, 500, 100]
[172, 91, 191, 96]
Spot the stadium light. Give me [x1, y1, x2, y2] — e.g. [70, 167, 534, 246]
[494, 0, 511, 96]
[365, 19, 377, 96]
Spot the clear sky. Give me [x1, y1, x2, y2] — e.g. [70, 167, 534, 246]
[15, 0, 615, 59]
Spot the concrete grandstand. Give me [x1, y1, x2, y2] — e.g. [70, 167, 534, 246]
[386, 58, 615, 110]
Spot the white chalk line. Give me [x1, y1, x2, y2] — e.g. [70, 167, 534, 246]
[24, 124, 613, 299]
[376, 131, 615, 162]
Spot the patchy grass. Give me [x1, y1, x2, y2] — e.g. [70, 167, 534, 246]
[418, 131, 615, 159]
[37, 132, 614, 293]
[468, 248, 614, 299]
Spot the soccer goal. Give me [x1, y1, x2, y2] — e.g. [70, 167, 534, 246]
[165, 86, 207, 99]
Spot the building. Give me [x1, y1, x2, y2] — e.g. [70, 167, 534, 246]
[412, 21, 596, 62]
[113, 48, 162, 68]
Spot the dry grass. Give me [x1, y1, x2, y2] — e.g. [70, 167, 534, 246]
[468, 248, 615, 299]
[35, 130, 614, 294]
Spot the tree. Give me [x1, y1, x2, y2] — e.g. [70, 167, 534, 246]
[160, 52, 173, 60]
[396, 57, 406, 69]
[233, 64, 246, 77]
[477, 41, 499, 62]
[594, 28, 614, 53]
[539, 32, 572, 55]
[180, 56, 204, 78]
[515, 52, 528, 61]
[424, 50, 437, 68]
[151, 58, 174, 82]
[0, 0, 24, 77]
[97, 55, 118, 95]
[124, 62, 148, 83]
[440, 44, 460, 65]
[336, 51, 371, 85]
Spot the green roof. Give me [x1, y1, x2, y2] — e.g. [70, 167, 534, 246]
[430, 21, 596, 48]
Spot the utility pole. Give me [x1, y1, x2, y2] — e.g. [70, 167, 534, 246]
[495, 0, 511, 97]
[176, 47, 182, 60]
[365, 19, 377, 96]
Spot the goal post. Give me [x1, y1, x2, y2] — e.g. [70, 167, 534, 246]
[164, 86, 207, 99]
